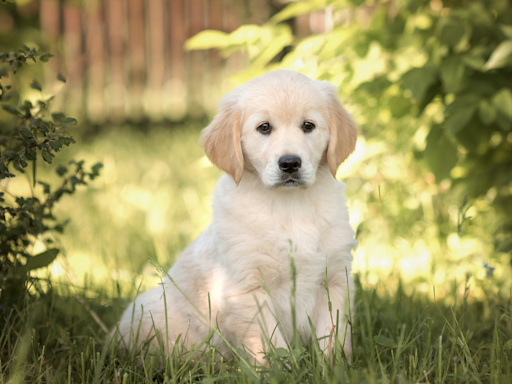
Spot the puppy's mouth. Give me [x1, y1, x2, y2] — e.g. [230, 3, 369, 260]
[275, 176, 305, 189]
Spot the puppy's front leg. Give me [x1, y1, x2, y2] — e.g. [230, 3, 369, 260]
[314, 279, 353, 359]
[227, 291, 288, 365]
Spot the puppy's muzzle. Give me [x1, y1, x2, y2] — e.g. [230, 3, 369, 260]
[278, 155, 302, 174]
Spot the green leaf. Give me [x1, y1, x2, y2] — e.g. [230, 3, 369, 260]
[89, 162, 103, 180]
[63, 117, 78, 126]
[25, 148, 36, 161]
[58, 137, 73, 146]
[498, 238, 512, 253]
[56, 165, 68, 176]
[269, 0, 328, 24]
[49, 140, 62, 151]
[252, 26, 293, 68]
[36, 119, 49, 133]
[41, 150, 55, 164]
[418, 81, 442, 115]
[20, 126, 34, 139]
[23, 100, 33, 110]
[17, 249, 59, 274]
[290, 347, 304, 359]
[501, 25, 512, 39]
[462, 55, 485, 70]
[440, 58, 464, 93]
[478, 100, 496, 126]
[492, 88, 512, 121]
[425, 125, 458, 180]
[91, 162, 103, 175]
[223, 25, 263, 47]
[401, 66, 437, 102]
[440, 21, 466, 48]
[2, 105, 22, 116]
[185, 30, 229, 50]
[389, 96, 412, 118]
[445, 94, 480, 115]
[275, 348, 288, 357]
[445, 107, 476, 134]
[51, 112, 65, 123]
[373, 335, 397, 348]
[3, 150, 17, 158]
[0, 163, 13, 179]
[484, 40, 512, 70]
[505, 339, 512, 350]
[47, 120, 55, 132]
[30, 79, 42, 92]
[39, 53, 54, 63]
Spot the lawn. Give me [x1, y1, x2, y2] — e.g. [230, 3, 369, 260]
[3, 268, 511, 383]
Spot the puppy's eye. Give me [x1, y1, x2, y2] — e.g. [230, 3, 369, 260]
[257, 123, 271, 134]
[303, 121, 315, 133]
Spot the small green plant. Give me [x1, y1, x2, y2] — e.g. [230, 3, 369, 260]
[0, 46, 102, 306]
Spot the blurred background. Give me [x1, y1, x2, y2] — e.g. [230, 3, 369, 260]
[1, 0, 511, 302]
[1, 0, 313, 122]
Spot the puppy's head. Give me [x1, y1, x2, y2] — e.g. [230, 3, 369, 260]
[201, 70, 357, 188]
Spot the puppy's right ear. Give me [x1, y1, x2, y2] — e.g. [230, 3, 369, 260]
[201, 93, 244, 185]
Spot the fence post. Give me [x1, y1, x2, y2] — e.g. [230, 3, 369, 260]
[107, 0, 127, 121]
[85, 0, 106, 122]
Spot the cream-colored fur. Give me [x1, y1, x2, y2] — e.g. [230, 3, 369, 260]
[114, 70, 357, 364]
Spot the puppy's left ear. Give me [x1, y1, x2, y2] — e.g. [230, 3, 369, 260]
[201, 93, 244, 185]
[319, 81, 357, 178]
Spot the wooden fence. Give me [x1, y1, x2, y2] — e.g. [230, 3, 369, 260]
[35, 0, 326, 123]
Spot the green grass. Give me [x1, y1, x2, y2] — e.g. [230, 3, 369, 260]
[1, 273, 511, 383]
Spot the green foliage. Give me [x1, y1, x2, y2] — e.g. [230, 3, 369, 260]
[0, 46, 102, 306]
[186, 0, 512, 261]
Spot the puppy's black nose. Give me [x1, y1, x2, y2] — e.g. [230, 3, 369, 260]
[278, 155, 302, 173]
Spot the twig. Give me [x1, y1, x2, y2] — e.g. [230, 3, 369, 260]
[457, 194, 472, 235]
[74, 295, 109, 334]
[423, 370, 430, 384]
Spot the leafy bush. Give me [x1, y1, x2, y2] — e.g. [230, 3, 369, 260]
[0, 46, 102, 306]
[186, 0, 512, 265]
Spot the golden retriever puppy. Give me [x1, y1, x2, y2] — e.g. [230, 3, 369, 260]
[114, 69, 357, 364]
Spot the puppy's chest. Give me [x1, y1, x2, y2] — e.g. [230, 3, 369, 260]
[240, 205, 339, 275]
[251, 204, 328, 251]
[215, 188, 350, 288]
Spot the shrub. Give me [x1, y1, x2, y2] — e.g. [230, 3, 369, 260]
[0, 46, 102, 306]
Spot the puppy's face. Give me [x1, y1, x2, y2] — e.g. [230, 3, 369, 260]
[202, 70, 357, 189]
[240, 83, 330, 189]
